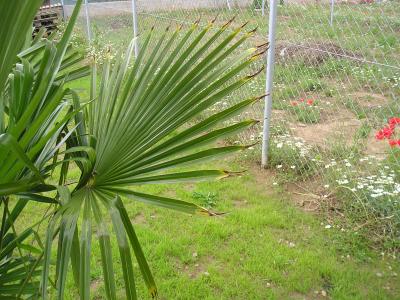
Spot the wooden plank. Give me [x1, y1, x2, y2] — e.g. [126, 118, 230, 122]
[33, 4, 63, 38]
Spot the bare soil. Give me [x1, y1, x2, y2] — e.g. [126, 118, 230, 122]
[350, 91, 389, 109]
[271, 92, 388, 157]
[276, 42, 361, 66]
[132, 212, 147, 224]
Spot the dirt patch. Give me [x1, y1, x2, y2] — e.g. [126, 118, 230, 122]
[90, 278, 102, 292]
[350, 92, 389, 109]
[249, 162, 279, 190]
[173, 255, 217, 279]
[109, 16, 131, 30]
[132, 212, 146, 224]
[292, 116, 361, 147]
[289, 291, 330, 300]
[271, 101, 387, 157]
[233, 199, 249, 208]
[271, 109, 289, 122]
[272, 107, 355, 146]
[276, 42, 360, 66]
[285, 178, 328, 212]
[291, 116, 388, 157]
[365, 132, 387, 157]
[164, 188, 178, 198]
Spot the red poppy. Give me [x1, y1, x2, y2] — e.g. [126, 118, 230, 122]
[384, 126, 394, 138]
[376, 126, 395, 140]
[389, 117, 400, 126]
[376, 117, 400, 146]
[375, 131, 385, 140]
[389, 140, 398, 147]
[291, 101, 298, 106]
[306, 99, 314, 106]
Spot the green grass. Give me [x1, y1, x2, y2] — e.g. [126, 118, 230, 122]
[288, 101, 322, 124]
[42, 6, 400, 296]
[343, 97, 368, 120]
[15, 157, 400, 299]
[73, 2, 400, 126]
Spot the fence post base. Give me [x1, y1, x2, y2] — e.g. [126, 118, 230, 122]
[261, 0, 278, 168]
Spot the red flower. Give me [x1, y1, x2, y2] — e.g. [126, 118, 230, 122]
[306, 99, 314, 106]
[375, 126, 393, 140]
[389, 140, 398, 147]
[375, 131, 385, 140]
[291, 101, 298, 106]
[299, 98, 305, 102]
[384, 126, 394, 138]
[376, 117, 400, 147]
[389, 117, 400, 126]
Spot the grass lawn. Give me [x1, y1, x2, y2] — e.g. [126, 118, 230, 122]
[19, 156, 400, 299]
[14, 6, 399, 297]
[49, 20, 400, 295]
[80, 2, 400, 138]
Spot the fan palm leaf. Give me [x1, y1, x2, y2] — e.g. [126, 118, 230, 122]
[0, 197, 46, 299]
[1, 1, 89, 298]
[42, 19, 267, 299]
[0, 0, 89, 197]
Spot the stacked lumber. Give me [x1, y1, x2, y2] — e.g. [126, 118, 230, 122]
[33, 3, 64, 37]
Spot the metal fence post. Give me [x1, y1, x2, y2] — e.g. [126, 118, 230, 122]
[226, 0, 232, 10]
[131, 0, 139, 58]
[329, 0, 335, 26]
[261, 0, 278, 168]
[84, 0, 92, 43]
[262, 0, 266, 16]
[60, 0, 65, 19]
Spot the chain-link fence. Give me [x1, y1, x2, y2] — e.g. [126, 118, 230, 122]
[57, 0, 400, 244]
[260, 1, 400, 245]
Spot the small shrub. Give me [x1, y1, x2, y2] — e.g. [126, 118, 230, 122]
[289, 98, 321, 124]
[252, 0, 263, 9]
[268, 131, 319, 180]
[325, 138, 363, 162]
[300, 79, 325, 92]
[324, 155, 400, 250]
[323, 88, 336, 98]
[343, 97, 367, 119]
[354, 121, 372, 141]
[192, 191, 218, 209]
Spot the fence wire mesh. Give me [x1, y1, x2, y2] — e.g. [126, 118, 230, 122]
[60, 0, 400, 242]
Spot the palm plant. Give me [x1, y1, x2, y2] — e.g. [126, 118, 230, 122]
[0, 0, 89, 195]
[0, 200, 45, 298]
[1, 1, 267, 298]
[41, 21, 266, 299]
[1, 1, 88, 298]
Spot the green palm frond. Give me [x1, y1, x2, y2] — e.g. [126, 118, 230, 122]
[43, 20, 266, 299]
[1, 2, 89, 297]
[0, 198, 45, 299]
[0, 0, 43, 92]
[0, 0, 89, 196]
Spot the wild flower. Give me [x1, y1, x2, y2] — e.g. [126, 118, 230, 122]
[289, 98, 320, 124]
[328, 155, 400, 232]
[272, 133, 313, 158]
[269, 132, 320, 179]
[389, 140, 400, 147]
[375, 117, 400, 148]
[291, 98, 315, 107]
